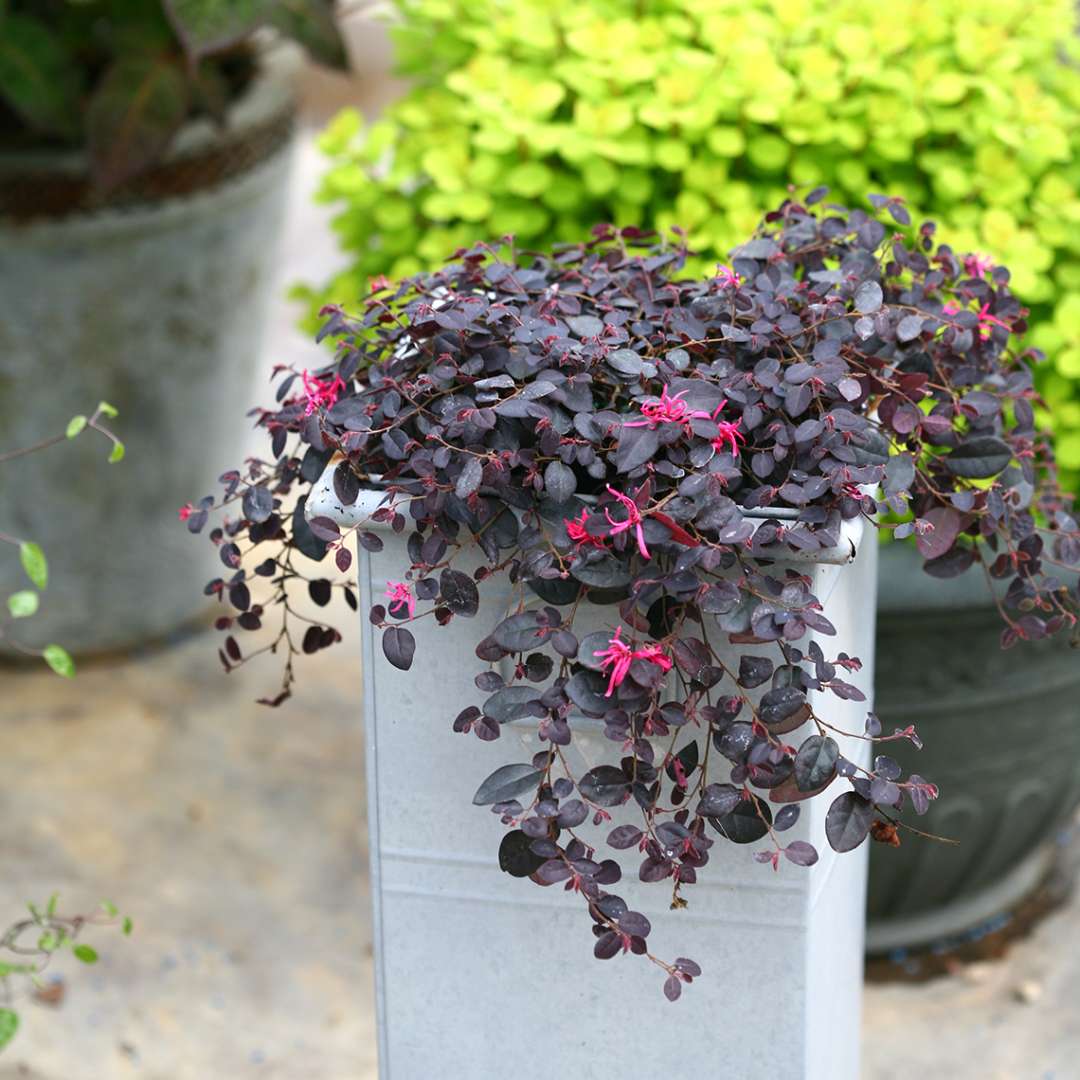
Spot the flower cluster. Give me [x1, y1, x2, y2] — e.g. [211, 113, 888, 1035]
[593, 628, 672, 698]
[300, 370, 346, 417]
[191, 194, 1080, 996]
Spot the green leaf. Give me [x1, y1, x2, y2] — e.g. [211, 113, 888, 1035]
[100, 900, 117, 917]
[0, 14, 79, 137]
[66, 415, 87, 439]
[42, 644, 75, 679]
[0, 962, 36, 977]
[72, 944, 98, 965]
[46, 893, 58, 917]
[162, 0, 275, 57]
[6, 590, 38, 619]
[108, 440, 126, 464]
[96, 401, 119, 419]
[122, 916, 133, 936]
[86, 56, 190, 191]
[19, 542, 47, 590]
[0, 1008, 18, 1051]
[269, 0, 347, 70]
[164, 0, 346, 68]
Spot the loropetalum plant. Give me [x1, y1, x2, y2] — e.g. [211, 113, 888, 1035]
[193, 193, 1080, 996]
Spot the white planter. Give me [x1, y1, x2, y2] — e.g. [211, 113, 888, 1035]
[308, 471, 878, 1080]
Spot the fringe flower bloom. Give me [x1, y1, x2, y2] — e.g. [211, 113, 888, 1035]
[715, 265, 741, 289]
[594, 629, 673, 697]
[976, 303, 1011, 340]
[632, 643, 673, 673]
[963, 253, 994, 278]
[385, 581, 415, 619]
[302, 370, 346, 416]
[710, 401, 746, 459]
[604, 485, 650, 559]
[594, 628, 634, 697]
[564, 508, 606, 549]
[623, 385, 712, 432]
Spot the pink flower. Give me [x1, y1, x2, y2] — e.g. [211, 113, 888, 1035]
[942, 302, 961, 316]
[564, 508, 607, 549]
[604, 485, 650, 559]
[710, 401, 746, 459]
[302, 369, 346, 416]
[715, 265, 741, 289]
[623, 385, 712, 432]
[976, 302, 1011, 340]
[385, 580, 415, 619]
[593, 629, 672, 698]
[178, 503, 194, 522]
[672, 757, 688, 789]
[632, 642, 673, 673]
[594, 628, 635, 697]
[963, 253, 994, 278]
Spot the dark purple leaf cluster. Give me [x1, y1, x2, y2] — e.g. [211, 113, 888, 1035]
[190, 192, 1080, 995]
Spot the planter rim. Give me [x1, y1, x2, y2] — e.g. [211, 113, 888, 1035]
[306, 464, 866, 566]
[0, 42, 301, 223]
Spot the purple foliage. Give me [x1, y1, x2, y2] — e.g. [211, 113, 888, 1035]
[190, 194, 1080, 996]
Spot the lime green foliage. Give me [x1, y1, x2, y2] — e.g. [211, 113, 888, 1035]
[306, 0, 1080, 482]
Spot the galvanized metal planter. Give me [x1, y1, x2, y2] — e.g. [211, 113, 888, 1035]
[309, 470, 879, 1080]
[0, 49, 298, 653]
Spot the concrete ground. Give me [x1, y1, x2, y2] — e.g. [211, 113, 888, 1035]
[3, 99, 1078, 1080]
[3, 616, 1080, 1080]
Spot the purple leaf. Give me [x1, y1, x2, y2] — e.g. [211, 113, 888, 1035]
[381, 626, 415, 671]
[915, 506, 961, 561]
[783, 840, 819, 867]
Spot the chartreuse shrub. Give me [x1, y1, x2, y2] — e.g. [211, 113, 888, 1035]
[303, 0, 1080, 482]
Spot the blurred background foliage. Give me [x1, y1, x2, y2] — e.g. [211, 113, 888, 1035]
[300, 0, 1080, 484]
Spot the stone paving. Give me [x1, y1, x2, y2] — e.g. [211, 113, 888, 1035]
[4, 124, 1079, 1080]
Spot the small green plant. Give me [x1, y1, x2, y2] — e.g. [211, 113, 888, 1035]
[304, 0, 1080, 484]
[0, 403, 124, 675]
[0, 0, 345, 190]
[0, 897, 131, 1052]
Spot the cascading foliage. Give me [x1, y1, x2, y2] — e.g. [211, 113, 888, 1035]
[192, 193, 1080, 996]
